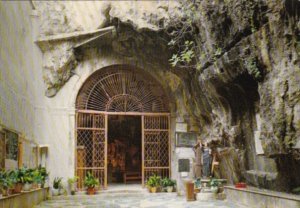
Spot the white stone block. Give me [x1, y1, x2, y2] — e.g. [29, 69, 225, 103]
[254, 131, 264, 155]
[196, 192, 216, 201]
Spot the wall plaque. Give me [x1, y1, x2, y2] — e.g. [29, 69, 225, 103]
[175, 122, 188, 132]
[178, 159, 190, 172]
[176, 132, 198, 147]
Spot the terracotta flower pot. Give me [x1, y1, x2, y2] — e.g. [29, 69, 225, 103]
[87, 187, 96, 195]
[8, 188, 14, 195]
[2, 189, 8, 196]
[32, 183, 38, 189]
[150, 187, 157, 193]
[235, 182, 247, 188]
[14, 183, 23, 193]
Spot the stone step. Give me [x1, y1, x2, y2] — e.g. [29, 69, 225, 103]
[224, 186, 300, 208]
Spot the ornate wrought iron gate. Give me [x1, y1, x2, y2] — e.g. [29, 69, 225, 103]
[76, 111, 107, 189]
[142, 115, 170, 186]
[75, 66, 170, 188]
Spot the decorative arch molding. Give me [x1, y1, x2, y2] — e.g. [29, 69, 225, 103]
[76, 65, 169, 112]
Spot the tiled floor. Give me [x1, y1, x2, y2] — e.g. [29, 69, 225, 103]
[35, 184, 244, 208]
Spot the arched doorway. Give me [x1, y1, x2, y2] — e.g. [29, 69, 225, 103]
[75, 65, 170, 189]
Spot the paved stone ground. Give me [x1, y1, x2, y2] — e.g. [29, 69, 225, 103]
[35, 184, 244, 208]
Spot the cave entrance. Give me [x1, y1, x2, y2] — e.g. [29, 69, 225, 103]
[107, 115, 142, 184]
[75, 65, 170, 189]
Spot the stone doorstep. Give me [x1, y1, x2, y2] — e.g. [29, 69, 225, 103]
[50, 191, 177, 200]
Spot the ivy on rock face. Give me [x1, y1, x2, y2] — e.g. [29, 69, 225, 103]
[169, 40, 195, 67]
[244, 57, 262, 81]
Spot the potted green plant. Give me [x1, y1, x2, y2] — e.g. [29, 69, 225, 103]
[162, 178, 176, 193]
[21, 168, 33, 191]
[52, 177, 62, 196]
[38, 166, 49, 188]
[32, 169, 44, 189]
[68, 176, 78, 195]
[31, 169, 40, 189]
[209, 178, 220, 193]
[84, 172, 99, 195]
[9, 169, 24, 193]
[146, 175, 161, 193]
[0, 171, 13, 196]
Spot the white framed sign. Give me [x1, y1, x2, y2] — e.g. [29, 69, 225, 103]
[176, 122, 188, 132]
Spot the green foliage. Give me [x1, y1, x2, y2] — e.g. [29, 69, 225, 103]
[169, 41, 195, 67]
[68, 176, 79, 184]
[166, 0, 203, 70]
[214, 48, 222, 57]
[53, 177, 63, 189]
[37, 165, 49, 184]
[32, 169, 43, 184]
[161, 177, 176, 187]
[146, 175, 161, 187]
[0, 166, 49, 191]
[23, 168, 34, 184]
[209, 178, 221, 187]
[245, 57, 262, 80]
[0, 170, 14, 190]
[84, 172, 99, 188]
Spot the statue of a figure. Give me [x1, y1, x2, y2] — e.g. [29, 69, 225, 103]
[202, 142, 212, 178]
[193, 139, 203, 178]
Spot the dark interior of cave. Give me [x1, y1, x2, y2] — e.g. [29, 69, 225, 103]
[107, 115, 142, 184]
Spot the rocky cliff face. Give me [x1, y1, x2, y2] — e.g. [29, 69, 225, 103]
[181, 0, 300, 191]
[35, 0, 299, 192]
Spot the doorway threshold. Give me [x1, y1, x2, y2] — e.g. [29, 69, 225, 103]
[104, 184, 145, 194]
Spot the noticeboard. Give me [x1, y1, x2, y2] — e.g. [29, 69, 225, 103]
[178, 159, 190, 172]
[175, 132, 198, 147]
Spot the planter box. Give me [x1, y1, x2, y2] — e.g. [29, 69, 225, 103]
[0, 188, 49, 208]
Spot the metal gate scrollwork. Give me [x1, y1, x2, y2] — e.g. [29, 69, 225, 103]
[142, 115, 170, 185]
[76, 66, 170, 188]
[76, 112, 107, 189]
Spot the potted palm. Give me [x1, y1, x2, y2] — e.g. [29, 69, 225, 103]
[146, 175, 161, 193]
[84, 172, 99, 195]
[22, 169, 33, 191]
[68, 176, 78, 195]
[162, 178, 176, 193]
[52, 177, 62, 196]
